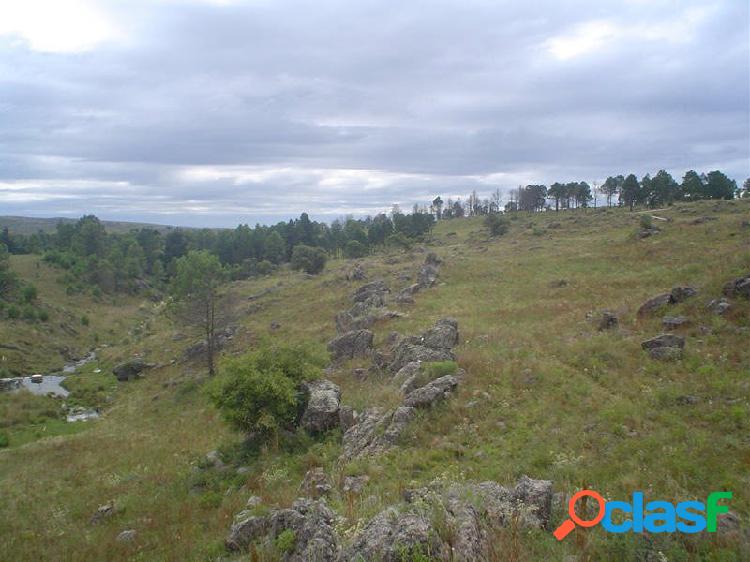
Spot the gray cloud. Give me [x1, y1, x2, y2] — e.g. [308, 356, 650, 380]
[0, 0, 747, 227]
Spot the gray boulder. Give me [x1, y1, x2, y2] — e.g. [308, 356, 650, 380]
[340, 406, 416, 461]
[343, 475, 370, 494]
[597, 311, 618, 331]
[662, 315, 689, 329]
[403, 375, 458, 408]
[116, 529, 137, 543]
[388, 343, 454, 373]
[723, 273, 750, 299]
[638, 287, 698, 316]
[352, 281, 389, 304]
[707, 298, 731, 315]
[417, 263, 440, 288]
[642, 334, 685, 360]
[327, 330, 373, 361]
[112, 358, 149, 382]
[301, 380, 341, 434]
[420, 318, 459, 350]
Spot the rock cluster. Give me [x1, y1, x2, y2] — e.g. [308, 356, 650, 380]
[226, 498, 339, 560]
[300, 379, 342, 434]
[637, 286, 697, 316]
[723, 273, 750, 299]
[225, 476, 553, 560]
[183, 326, 238, 358]
[112, 358, 153, 382]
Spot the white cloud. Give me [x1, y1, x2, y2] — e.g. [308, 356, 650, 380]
[0, 0, 119, 53]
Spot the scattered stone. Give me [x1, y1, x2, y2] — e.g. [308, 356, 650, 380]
[420, 318, 459, 350]
[236, 466, 251, 475]
[342, 475, 370, 494]
[346, 263, 367, 281]
[301, 467, 332, 498]
[642, 334, 685, 360]
[676, 395, 699, 406]
[300, 379, 341, 434]
[246, 496, 262, 508]
[269, 321, 281, 331]
[112, 358, 150, 382]
[638, 227, 660, 238]
[0, 378, 22, 392]
[327, 329, 374, 361]
[352, 281, 389, 305]
[690, 216, 718, 225]
[723, 273, 750, 299]
[638, 287, 697, 315]
[707, 298, 731, 315]
[662, 315, 689, 329]
[403, 375, 458, 408]
[351, 368, 368, 381]
[90, 501, 116, 525]
[549, 279, 568, 288]
[116, 529, 137, 543]
[205, 450, 226, 470]
[184, 326, 237, 358]
[386, 318, 459, 373]
[597, 311, 618, 331]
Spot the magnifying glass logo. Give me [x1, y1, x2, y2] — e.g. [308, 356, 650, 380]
[553, 489, 606, 541]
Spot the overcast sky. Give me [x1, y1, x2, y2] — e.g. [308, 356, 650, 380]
[0, 0, 748, 227]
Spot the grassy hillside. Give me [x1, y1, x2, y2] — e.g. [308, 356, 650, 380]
[0, 199, 748, 561]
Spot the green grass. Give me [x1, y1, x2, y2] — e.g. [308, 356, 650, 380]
[0, 199, 748, 560]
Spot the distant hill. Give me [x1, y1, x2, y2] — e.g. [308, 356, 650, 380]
[0, 215, 190, 235]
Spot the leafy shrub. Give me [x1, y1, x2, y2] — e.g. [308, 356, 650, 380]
[485, 213, 510, 236]
[209, 344, 325, 439]
[385, 232, 413, 250]
[80, 315, 90, 326]
[290, 245, 327, 275]
[22, 285, 38, 303]
[6, 305, 19, 319]
[275, 529, 296, 554]
[343, 240, 367, 259]
[0, 431, 8, 448]
[21, 304, 36, 321]
[640, 214, 653, 229]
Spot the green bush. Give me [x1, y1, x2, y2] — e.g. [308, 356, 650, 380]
[343, 240, 368, 259]
[275, 529, 296, 554]
[21, 304, 36, 321]
[37, 309, 50, 322]
[80, 315, 90, 326]
[639, 214, 653, 229]
[0, 431, 8, 448]
[290, 245, 327, 275]
[6, 305, 19, 319]
[485, 213, 510, 236]
[209, 344, 325, 438]
[22, 285, 38, 303]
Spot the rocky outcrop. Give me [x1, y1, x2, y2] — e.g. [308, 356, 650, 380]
[723, 273, 750, 299]
[226, 498, 338, 560]
[597, 311, 618, 331]
[637, 286, 697, 316]
[327, 329, 373, 361]
[301, 467, 332, 498]
[387, 318, 458, 373]
[403, 375, 458, 408]
[112, 358, 151, 382]
[344, 476, 553, 561]
[340, 406, 416, 461]
[353, 281, 389, 306]
[342, 508, 450, 561]
[301, 380, 341, 434]
[642, 334, 685, 360]
[184, 326, 237, 358]
[346, 263, 366, 281]
[0, 378, 22, 392]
